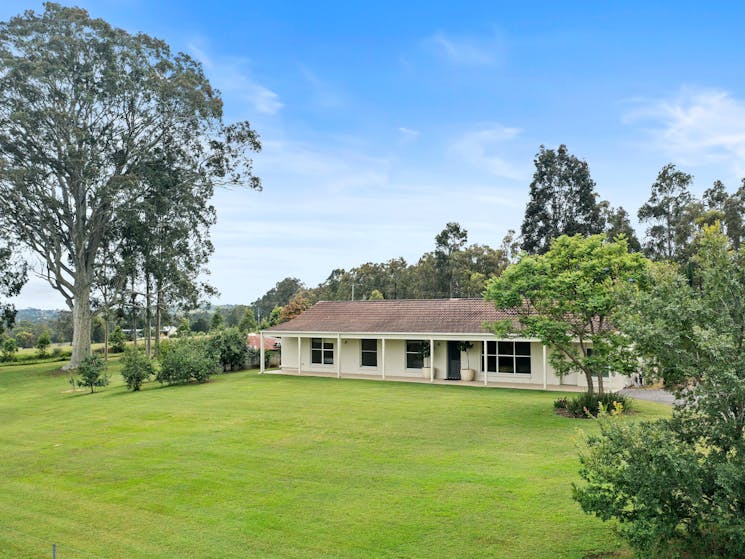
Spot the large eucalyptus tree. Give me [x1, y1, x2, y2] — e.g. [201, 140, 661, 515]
[0, 4, 260, 368]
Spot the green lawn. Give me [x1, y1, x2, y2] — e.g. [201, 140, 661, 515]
[0, 361, 669, 559]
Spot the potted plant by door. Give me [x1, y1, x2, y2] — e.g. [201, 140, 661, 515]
[457, 341, 475, 381]
[421, 342, 432, 379]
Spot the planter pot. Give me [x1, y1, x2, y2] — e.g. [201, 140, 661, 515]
[422, 367, 432, 379]
[460, 368, 475, 382]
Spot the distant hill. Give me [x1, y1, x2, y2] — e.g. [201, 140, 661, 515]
[15, 308, 62, 323]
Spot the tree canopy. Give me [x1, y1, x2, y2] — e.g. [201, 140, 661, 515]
[485, 234, 649, 395]
[520, 145, 603, 254]
[0, 4, 260, 368]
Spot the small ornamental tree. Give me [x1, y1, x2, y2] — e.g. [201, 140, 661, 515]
[77, 354, 109, 393]
[36, 331, 51, 358]
[109, 326, 126, 353]
[210, 328, 248, 372]
[1, 337, 17, 361]
[485, 234, 649, 396]
[121, 347, 154, 391]
[157, 338, 218, 384]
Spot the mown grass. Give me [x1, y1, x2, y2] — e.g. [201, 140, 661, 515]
[0, 361, 669, 558]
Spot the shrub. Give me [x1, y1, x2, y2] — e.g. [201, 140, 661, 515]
[77, 354, 109, 393]
[210, 328, 248, 372]
[561, 392, 632, 418]
[121, 347, 154, 391]
[51, 347, 63, 358]
[14, 331, 34, 348]
[109, 325, 126, 353]
[157, 337, 218, 385]
[1, 337, 18, 361]
[36, 331, 51, 357]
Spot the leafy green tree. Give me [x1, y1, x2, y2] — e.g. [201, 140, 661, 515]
[157, 338, 218, 384]
[210, 310, 224, 331]
[637, 164, 700, 262]
[36, 331, 51, 358]
[485, 234, 649, 395]
[700, 179, 745, 250]
[368, 289, 384, 300]
[521, 145, 603, 254]
[108, 326, 127, 353]
[1, 337, 17, 361]
[238, 308, 257, 333]
[599, 202, 641, 252]
[252, 278, 304, 321]
[121, 347, 153, 391]
[258, 306, 283, 330]
[77, 354, 109, 393]
[435, 222, 469, 297]
[176, 317, 192, 337]
[575, 227, 745, 557]
[0, 241, 26, 334]
[14, 331, 34, 349]
[0, 4, 260, 369]
[210, 328, 248, 372]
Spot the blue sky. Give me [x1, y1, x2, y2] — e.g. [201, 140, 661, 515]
[6, 1, 745, 308]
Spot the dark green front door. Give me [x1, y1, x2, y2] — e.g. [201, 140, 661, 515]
[447, 341, 461, 380]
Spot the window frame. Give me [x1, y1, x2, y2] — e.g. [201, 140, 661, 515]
[482, 340, 531, 375]
[405, 340, 425, 369]
[360, 338, 378, 368]
[311, 337, 335, 366]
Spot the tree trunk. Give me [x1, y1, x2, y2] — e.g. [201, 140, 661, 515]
[131, 274, 138, 347]
[155, 284, 162, 358]
[104, 313, 109, 362]
[145, 274, 152, 358]
[583, 369, 595, 396]
[597, 370, 605, 397]
[66, 283, 92, 370]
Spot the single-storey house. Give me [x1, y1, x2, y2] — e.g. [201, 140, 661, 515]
[260, 299, 630, 391]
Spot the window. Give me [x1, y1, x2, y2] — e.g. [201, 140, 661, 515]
[361, 339, 377, 367]
[406, 340, 425, 369]
[482, 341, 531, 374]
[311, 338, 334, 365]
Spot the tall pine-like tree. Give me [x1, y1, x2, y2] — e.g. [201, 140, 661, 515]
[637, 164, 699, 262]
[521, 145, 603, 254]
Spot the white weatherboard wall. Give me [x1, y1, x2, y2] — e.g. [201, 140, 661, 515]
[273, 336, 630, 390]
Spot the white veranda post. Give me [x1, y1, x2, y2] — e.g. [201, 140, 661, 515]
[336, 334, 341, 379]
[381, 338, 386, 380]
[429, 339, 434, 383]
[542, 345, 547, 390]
[483, 340, 488, 386]
[260, 332, 265, 374]
[297, 337, 302, 375]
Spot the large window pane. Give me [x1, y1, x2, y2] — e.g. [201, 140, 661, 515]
[498, 341, 513, 355]
[516, 357, 531, 374]
[515, 342, 531, 356]
[487, 355, 497, 372]
[498, 356, 514, 373]
[311, 349, 322, 364]
[311, 338, 321, 349]
[361, 339, 377, 367]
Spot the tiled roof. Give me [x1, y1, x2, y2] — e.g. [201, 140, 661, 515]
[263, 299, 519, 335]
[247, 333, 280, 350]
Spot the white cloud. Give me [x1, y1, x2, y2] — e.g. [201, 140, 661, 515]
[398, 127, 420, 143]
[187, 41, 283, 116]
[624, 87, 745, 172]
[423, 32, 503, 66]
[451, 124, 524, 179]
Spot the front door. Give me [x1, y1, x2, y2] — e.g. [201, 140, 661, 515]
[447, 341, 461, 380]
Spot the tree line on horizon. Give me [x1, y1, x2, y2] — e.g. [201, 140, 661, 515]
[251, 144, 745, 327]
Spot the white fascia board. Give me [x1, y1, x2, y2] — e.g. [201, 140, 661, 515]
[262, 330, 539, 342]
